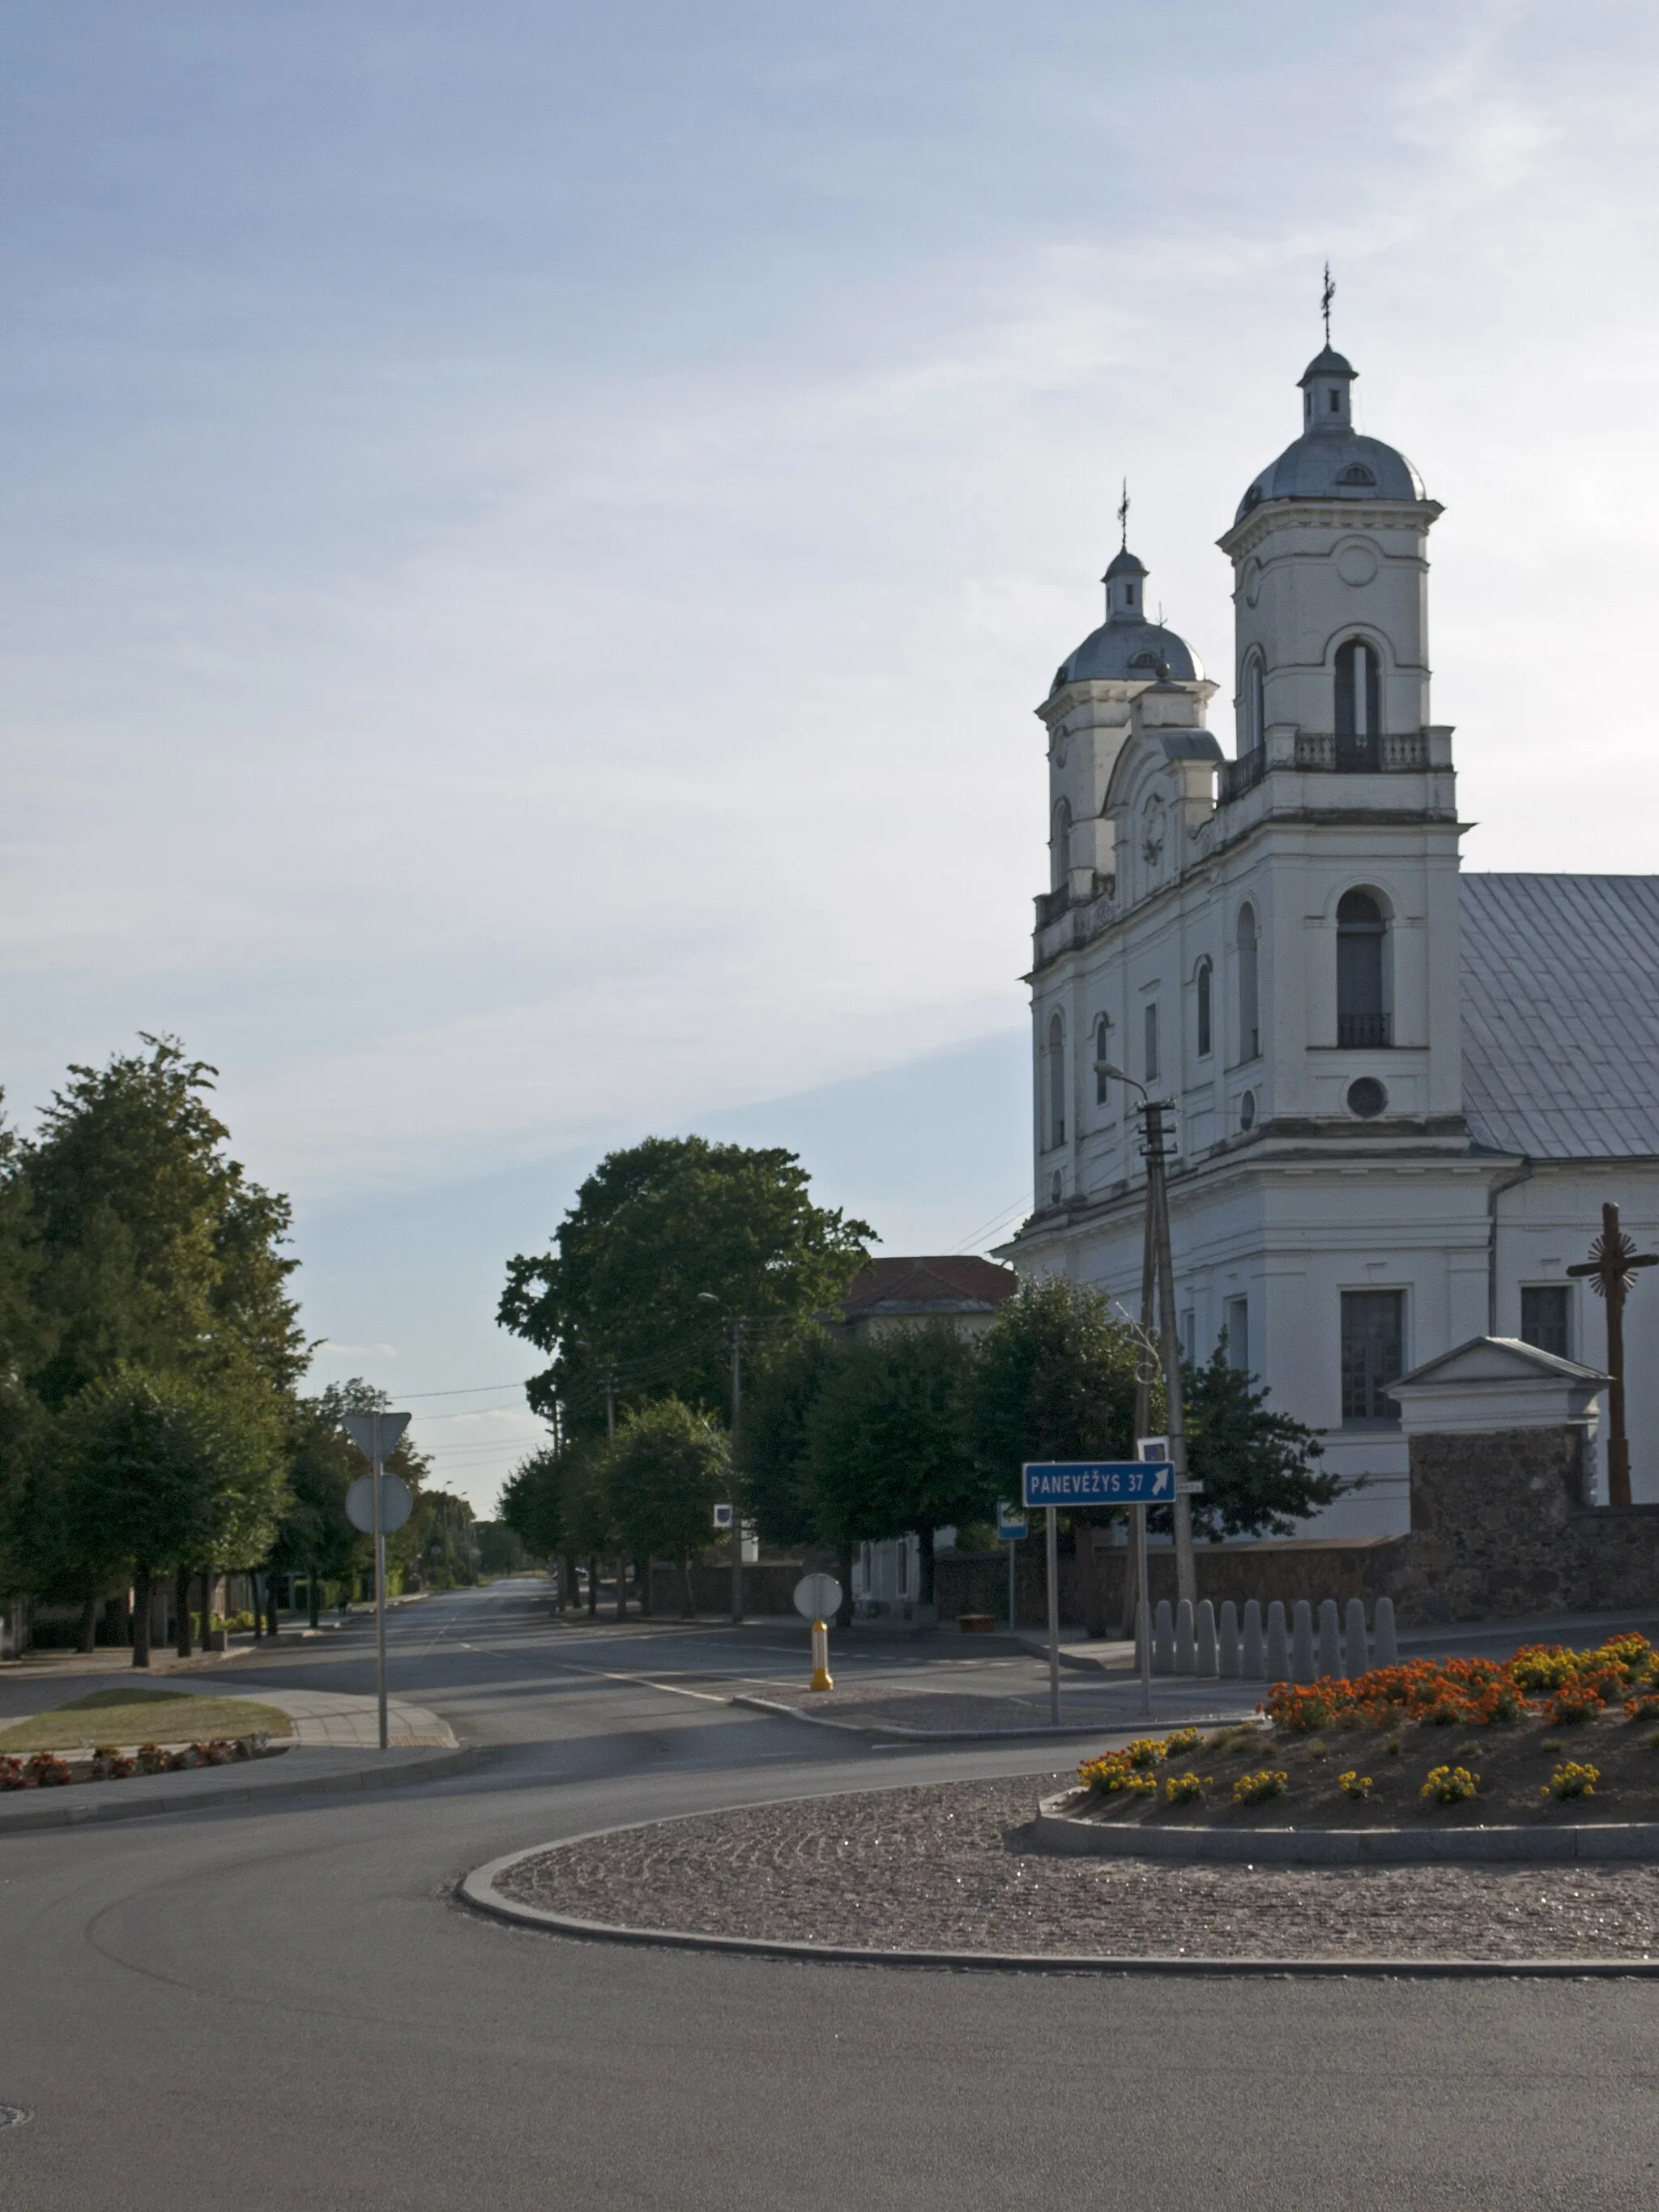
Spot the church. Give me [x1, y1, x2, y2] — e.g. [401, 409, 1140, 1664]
[1001, 330, 1659, 1536]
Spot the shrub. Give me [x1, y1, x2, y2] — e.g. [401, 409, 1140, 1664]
[26, 1753, 71, 1788]
[1233, 1769, 1289, 1805]
[0, 1755, 25, 1792]
[1078, 1752, 1155, 1796]
[1544, 1685, 1604, 1726]
[1623, 1693, 1659, 1723]
[1123, 1737, 1164, 1769]
[1164, 1771, 1205, 1805]
[1162, 1728, 1201, 1758]
[1421, 1764, 1478, 1805]
[1338, 1770, 1372, 1801]
[1544, 1761, 1599, 1801]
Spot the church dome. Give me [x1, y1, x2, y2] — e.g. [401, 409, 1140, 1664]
[1051, 544, 1201, 692]
[1235, 346, 1425, 522]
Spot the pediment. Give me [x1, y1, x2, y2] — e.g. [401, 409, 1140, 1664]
[1393, 1335, 1607, 1391]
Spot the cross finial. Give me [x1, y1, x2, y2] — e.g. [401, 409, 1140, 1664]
[1321, 261, 1335, 345]
[1117, 476, 1129, 552]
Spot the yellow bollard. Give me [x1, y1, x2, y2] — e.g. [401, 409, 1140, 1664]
[809, 1617, 834, 1692]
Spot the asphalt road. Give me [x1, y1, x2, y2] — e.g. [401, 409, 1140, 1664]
[2, 1579, 1656, 2210]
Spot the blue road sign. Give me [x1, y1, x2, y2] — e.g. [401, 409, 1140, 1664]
[995, 1501, 1028, 1541]
[1021, 1460, 1175, 1507]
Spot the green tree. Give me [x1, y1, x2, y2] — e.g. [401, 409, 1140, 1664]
[969, 1276, 1145, 1488]
[1183, 1345, 1341, 1536]
[414, 1490, 478, 1589]
[741, 1330, 839, 1549]
[803, 1326, 984, 1606]
[475, 1521, 530, 1576]
[499, 1447, 564, 1559]
[50, 1367, 288, 1668]
[499, 1136, 872, 1441]
[267, 1400, 369, 1628]
[608, 1397, 730, 1616]
[19, 1036, 305, 1411]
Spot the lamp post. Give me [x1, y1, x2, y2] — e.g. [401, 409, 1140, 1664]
[1096, 1063, 1197, 1607]
[699, 1293, 747, 1622]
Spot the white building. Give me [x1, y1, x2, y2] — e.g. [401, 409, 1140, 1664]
[1002, 336, 1659, 1534]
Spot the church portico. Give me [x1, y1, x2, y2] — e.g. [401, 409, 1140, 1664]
[1003, 321, 1659, 1539]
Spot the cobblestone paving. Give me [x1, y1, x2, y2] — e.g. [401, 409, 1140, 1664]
[499, 1776, 1659, 1960]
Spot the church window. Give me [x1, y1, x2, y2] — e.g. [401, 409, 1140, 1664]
[1337, 889, 1389, 1047]
[1144, 1001, 1159, 1083]
[1236, 905, 1260, 1060]
[1341, 1289, 1404, 1425]
[1047, 1014, 1066, 1148]
[1051, 799, 1073, 892]
[1196, 959, 1213, 1058]
[1334, 637, 1382, 753]
[1239, 1089, 1256, 1132]
[1346, 1076, 1387, 1119]
[1224, 1296, 1250, 1373]
[1520, 1285, 1572, 1361]
[1125, 584, 1135, 606]
[1337, 463, 1377, 486]
[1247, 654, 1265, 751]
[1094, 1015, 1112, 1104]
[1328, 388, 1341, 412]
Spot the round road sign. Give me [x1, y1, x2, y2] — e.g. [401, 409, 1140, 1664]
[345, 1472, 413, 1536]
[792, 1572, 842, 1621]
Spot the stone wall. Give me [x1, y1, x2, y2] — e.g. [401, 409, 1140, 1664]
[935, 1426, 1659, 1632]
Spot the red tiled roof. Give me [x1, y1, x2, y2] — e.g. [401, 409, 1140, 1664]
[839, 1255, 1019, 1317]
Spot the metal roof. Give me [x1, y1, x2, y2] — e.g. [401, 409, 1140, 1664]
[1235, 430, 1424, 521]
[1051, 619, 1200, 691]
[1461, 873, 1659, 1160]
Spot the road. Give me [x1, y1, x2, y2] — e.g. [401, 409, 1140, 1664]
[1, 1578, 1655, 2210]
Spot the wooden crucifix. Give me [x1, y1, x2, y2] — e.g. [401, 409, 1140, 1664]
[1567, 1200, 1658, 1507]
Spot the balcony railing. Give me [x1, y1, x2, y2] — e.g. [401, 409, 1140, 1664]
[1337, 1012, 1392, 1048]
[1221, 729, 1430, 803]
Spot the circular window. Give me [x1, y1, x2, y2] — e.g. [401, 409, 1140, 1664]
[1347, 1077, 1387, 1119]
[1239, 1090, 1256, 1132]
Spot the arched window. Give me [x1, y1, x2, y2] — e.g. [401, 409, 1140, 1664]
[1047, 1013, 1066, 1148]
[1236, 906, 1260, 1061]
[1243, 653, 1265, 753]
[1093, 1014, 1112, 1105]
[1051, 799, 1073, 892]
[1337, 889, 1388, 1048]
[1196, 957, 1213, 1059]
[1334, 637, 1381, 744]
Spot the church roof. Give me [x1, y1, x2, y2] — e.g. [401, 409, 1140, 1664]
[1052, 620, 1200, 690]
[1461, 874, 1659, 1159]
[1235, 430, 1424, 520]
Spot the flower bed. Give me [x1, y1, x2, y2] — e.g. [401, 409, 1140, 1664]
[0, 1735, 276, 1791]
[1068, 1633, 1659, 1830]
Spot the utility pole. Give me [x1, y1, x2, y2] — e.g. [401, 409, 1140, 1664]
[1141, 1098, 1197, 1605]
[1128, 1192, 1157, 1653]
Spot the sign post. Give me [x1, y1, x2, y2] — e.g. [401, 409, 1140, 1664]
[792, 1574, 842, 1693]
[996, 1502, 1027, 1633]
[1022, 1458, 1177, 1729]
[342, 1410, 412, 1750]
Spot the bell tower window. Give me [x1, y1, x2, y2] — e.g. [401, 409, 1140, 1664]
[1334, 637, 1382, 761]
[1047, 1014, 1066, 1148]
[1051, 799, 1072, 892]
[1196, 958, 1213, 1059]
[1093, 1015, 1111, 1105]
[1236, 905, 1260, 1062]
[1336, 889, 1389, 1048]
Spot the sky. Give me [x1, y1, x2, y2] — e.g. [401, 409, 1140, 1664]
[4, 1, 1658, 1509]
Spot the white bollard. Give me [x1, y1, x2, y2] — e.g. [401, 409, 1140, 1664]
[1242, 1598, 1265, 1679]
[1291, 1599, 1316, 1684]
[1218, 1599, 1241, 1678]
[1344, 1596, 1369, 1680]
[1175, 1598, 1196, 1674]
[1317, 1598, 1342, 1680]
[1373, 1595, 1399, 1669]
[1153, 1597, 1175, 1673]
[1265, 1600, 1289, 1682]
[1196, 1599, 1218, 1677]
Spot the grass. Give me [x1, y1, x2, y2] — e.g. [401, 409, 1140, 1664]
[0, 1687, 296, 1753]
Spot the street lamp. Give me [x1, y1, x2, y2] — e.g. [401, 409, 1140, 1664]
[1095, 1063, 1197, 1609]
[699, 1293, 746, 1623]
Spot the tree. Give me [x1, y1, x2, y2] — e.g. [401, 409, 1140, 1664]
[475, 1521, 530, 1576]
[803, 1326, 985, 1606]
[741, 1330, 839, 1549]
[970, 1276, 1145, 1485]
[50, 1367, 288, 1668]
[608, 1397, 730, 1616]
[498, 1448, 564, 1561]
[413, 1490, 477, 1589]
[267, 1400, 368, 1628]
[499, 1136, 872, 1441]
[1183, 1346, 1342, 1536]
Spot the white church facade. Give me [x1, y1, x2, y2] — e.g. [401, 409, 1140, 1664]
[1003, 335, 1659, 1536]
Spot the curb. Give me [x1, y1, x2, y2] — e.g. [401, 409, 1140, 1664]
[729, 1694, 1252, 1742]
[458, 1842, 1659, 1979]
[0, 1743, 484, 1837]
[1031, 1793, 1659, 1866]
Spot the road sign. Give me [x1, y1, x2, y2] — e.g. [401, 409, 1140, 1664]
[1022, 1460, 1175, 1508]
[793, 1573, 842, 1621]
[342, 1410, 410, 1460]
[996, 1501, 1028, 1542]
[1136, 1434, 1170, 1464]
[713, 1502, 735, 1530]
[346, 1472, 412, 1535]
